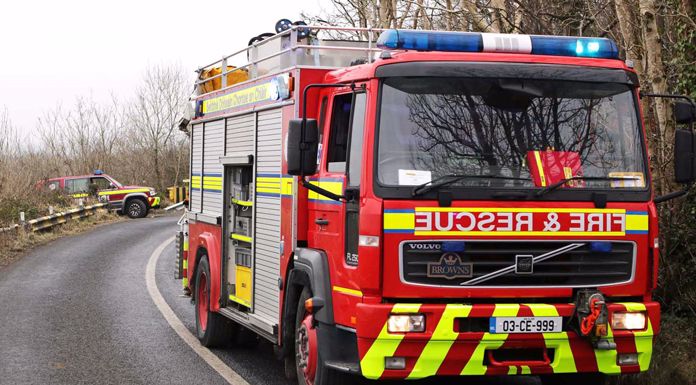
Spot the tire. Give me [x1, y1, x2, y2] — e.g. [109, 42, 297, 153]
[540, 373, 607, 385]
[294, 287, 352, 385]
[194, 257, 237, 347]
[125, 198, 148, 219]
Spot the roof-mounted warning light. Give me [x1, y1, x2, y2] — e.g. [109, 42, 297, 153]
[94, 169, 104, 175]
[376, 29, 619, 59]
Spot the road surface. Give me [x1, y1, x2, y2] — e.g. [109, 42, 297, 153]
[0, 214, 536, 385]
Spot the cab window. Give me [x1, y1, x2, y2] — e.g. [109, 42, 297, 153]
[326, 93, 353, 173]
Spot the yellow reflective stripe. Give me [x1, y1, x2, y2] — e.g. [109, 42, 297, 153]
[533, 151, 547, 186]
[520, 365, 531, 374]
[99, 188, 150, 196]
[415, 231, 624, 237]
[617, 302, 653, 371]
[183, 239, 189, 251]
[182, 259, 188, 269]
[529, 304, 577, 373]
[308, 180, 343, 201]
[625, 214, 648, 232]
[230, 233, 253, 243]
[333, 286, 362, 297]
[229, 294, 251, 307]
[360, 303, 421, 380]
[384, 212, 415, 231]
[461, 304, 520, 375]
[508, 366, 517, 375]
[414, 207, 626, 214]
[182, 277, 188, 288]
[408, 304, 471, 379]
[281, 177, 294, 196]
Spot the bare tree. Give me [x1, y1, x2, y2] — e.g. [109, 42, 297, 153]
[126, 65, 190, 191]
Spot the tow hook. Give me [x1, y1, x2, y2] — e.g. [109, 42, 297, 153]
[575, 290, 615, 350]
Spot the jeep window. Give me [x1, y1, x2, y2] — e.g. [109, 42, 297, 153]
[90, 177, 113, 190]
[65, 178, 90, 193]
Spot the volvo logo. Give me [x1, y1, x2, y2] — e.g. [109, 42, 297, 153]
[408, 242, 441, 250]
[427, 252, 473, 279]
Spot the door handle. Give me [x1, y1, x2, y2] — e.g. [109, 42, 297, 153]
[315, 218, 329, 226]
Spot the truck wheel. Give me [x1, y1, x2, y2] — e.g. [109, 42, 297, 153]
[295, 287, 351, 385]
[195, 256, 237, 347]
[125, 198, 148, 219]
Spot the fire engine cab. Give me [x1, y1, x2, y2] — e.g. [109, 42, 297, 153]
[177, 25, 696, 384]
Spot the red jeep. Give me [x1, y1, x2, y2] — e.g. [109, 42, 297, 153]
[43, 171, 160, 218]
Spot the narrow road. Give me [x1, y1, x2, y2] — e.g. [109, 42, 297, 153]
[0, 214, 535, 385]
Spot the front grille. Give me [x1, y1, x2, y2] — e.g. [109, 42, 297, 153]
[401, 241, 634, 287]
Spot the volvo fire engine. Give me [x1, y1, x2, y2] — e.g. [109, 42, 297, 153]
[176, 25, 696, 384]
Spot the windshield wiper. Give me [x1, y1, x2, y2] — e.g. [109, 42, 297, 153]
[534, 176, 635, 198]
[412, 174, 531, 196]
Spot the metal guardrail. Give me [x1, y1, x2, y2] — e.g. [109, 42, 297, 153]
[0, 203, 107, 234]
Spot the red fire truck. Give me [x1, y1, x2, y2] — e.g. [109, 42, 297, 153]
[176, 25, 696, 384]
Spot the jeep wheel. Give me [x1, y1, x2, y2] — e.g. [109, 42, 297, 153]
[126, 199, 148, 219]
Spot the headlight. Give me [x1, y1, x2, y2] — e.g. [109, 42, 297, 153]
[611, 312, 646, 330]
[387, 314, 425, 333]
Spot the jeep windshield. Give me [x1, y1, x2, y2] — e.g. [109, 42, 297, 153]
[375, 72, 648, 201]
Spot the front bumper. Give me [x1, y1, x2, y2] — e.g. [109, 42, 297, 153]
[356, 302, 659, 379]
[148, 196, 161, 208]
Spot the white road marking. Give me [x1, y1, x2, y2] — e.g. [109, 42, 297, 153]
[146, 237, 251, 385]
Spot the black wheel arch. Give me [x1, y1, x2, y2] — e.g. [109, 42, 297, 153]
[280, 247, 334, 359]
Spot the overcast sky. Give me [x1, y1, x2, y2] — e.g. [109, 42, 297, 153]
[0, 0, 326, 138]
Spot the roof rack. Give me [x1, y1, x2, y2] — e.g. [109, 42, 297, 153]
[194, 25, 385, 99]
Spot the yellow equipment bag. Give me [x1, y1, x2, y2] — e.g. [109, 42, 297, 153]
[199, 66, 249, 93]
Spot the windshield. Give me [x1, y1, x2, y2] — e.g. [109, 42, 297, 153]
[377, 77, 647, 196]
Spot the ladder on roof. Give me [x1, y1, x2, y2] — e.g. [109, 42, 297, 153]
[194, 25, 385, 98]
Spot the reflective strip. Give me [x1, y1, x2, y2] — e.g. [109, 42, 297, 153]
[308, 179, 343, 202]
[333, 286, 363, 297]
[529, 304, 577, 373]
[625, 213, 649, 234]
[231, 233, 253, 243]
[256, 175, 293, 197]
[461, 304, 520, 375]
[520, 365, 531, 374]
[507, 366, 517, 375]
[182, 277, 188, 288]
[183, 239, 189, 251]
[191, 175, 221, 192]
[533, 150, 547, 186]
[384, 210, 415, 234]
[360, 303, 421, 379]
[229, 294, 251, 307]
[408, 304, 471, 379]
[183, 259, 188, 269]
[99, 188, 150, 196]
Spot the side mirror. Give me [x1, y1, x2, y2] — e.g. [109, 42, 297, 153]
[674, 100, 696, 125]
[674, 129, 696, 184]
[287, 118, 319, 176]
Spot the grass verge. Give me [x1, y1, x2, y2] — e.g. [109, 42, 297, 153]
[0, 209, 124, 269]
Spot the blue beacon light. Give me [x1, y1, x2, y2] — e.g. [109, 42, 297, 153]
[376, 29, 620, 59]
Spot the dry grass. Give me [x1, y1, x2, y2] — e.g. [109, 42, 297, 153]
[0, 209, 123, 269]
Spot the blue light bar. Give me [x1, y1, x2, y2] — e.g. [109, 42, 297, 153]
[377, 29, 482, 52]
[376, 30, 620, 59]
[530, 36, 619, 59]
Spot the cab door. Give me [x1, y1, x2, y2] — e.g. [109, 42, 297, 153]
[307, 88, 367, 324]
